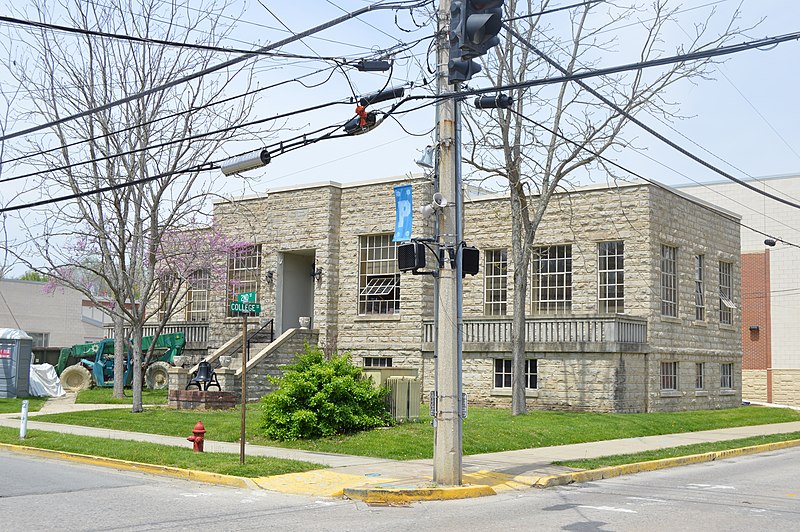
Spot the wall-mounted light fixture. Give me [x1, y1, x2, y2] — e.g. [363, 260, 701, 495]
[749, 325, 760, 332]
[266, 270, 274, 285]
[764, 238, 777, 247]
[311, 265, 322, 283]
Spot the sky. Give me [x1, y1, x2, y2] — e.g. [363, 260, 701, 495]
[1, 0, 799, 275]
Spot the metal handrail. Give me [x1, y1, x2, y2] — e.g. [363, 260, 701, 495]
[246, 318, 275, 364]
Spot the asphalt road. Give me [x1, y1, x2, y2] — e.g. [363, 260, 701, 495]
[2, 446, 798, 531]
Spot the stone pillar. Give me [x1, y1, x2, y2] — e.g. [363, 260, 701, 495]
[168, 366, 189, 391]
[215, 368, 237, 392]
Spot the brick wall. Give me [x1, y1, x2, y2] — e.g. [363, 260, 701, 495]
[741, 251, 771, 370]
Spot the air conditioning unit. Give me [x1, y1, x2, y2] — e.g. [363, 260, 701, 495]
[386, 376, 421, 421]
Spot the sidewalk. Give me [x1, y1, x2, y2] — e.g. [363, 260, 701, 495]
[2, 394, 799, 501]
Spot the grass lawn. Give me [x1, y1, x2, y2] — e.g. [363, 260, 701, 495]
[555, 431, 800, 470]
[0, 426, 324, 478]
[33, 403, 800, 461]
[0, 397, 47, 414]
[75, 387, 168, 405]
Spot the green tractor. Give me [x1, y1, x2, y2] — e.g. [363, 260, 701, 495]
[56, 333, 185, 392]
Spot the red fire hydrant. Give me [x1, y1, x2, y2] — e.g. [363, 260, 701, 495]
[187, 421, 206, 452]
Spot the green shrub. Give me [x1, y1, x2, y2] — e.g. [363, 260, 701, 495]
[259, 345, 392, 441]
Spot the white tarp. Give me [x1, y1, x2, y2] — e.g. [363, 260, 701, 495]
[0, 328, 32, 340]
[28, 363, 65, 397]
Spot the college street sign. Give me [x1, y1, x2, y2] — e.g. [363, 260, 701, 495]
[229, 301, 261, 314]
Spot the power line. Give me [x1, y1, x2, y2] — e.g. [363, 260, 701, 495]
[0, 32, 433, 168]
[0, 0, 433, 144]
[506, 0, 606, 22]
[0, 99, 352, 186]
[0, 14, 316, 57]
[506, 108, 800, 250]
[528, 18, 800, 211]
[0, 121, 348, 214]
[0, 64, 343, 167]
[501, 23, 800, 212]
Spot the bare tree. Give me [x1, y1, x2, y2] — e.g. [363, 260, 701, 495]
[463, 0, 744, 414]
[5, 0, 261, 410]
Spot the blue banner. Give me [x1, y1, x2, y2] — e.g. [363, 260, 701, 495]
[393, 185, 413, 242]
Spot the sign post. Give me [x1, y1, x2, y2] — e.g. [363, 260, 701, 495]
[231, 292, 261, 465]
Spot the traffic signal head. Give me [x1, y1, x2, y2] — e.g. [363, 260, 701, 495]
[398, 241, 427, 272]
[448, 1, 504, 83]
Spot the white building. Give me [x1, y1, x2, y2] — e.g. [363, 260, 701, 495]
[679, 174, 800, 406]
[0, 279, 109, 347]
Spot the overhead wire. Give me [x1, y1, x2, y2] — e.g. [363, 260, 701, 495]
[0, 98, 353, 185]
[0, 0, 434, 143]
[1, 31, 433, 167]
[523, 16, 800, 233]
[505, 107, 800, 249]
[499, 22, 800, 211]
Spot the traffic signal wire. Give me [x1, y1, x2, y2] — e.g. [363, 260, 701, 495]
[501, 23, 800, 212]
[0, 122, 345, 214]
[507, 107, 800, 250]
[0, 99, 352, 186]
[0, 0, 434, 144]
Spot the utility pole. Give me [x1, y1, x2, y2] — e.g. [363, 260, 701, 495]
[433, 0, 463, 486]
[432, 0, 504, 486]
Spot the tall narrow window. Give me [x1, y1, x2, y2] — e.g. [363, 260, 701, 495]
[598, 241, 624, 313]
[720, 362, 734, 389]
[661, 245, 678, 317]
[719, 261, 734, 325]
[484, 249, 508, 316]
[532, 245, 572, 314]
[694, 255, 705, 321]
[227, 245, 261, 317]
[525, 359, 538, 389]
[185, 269, 210, 322]
[695, 362, 705, 390]
[358, 234, 400, 315]
[660, 361, 678, 390]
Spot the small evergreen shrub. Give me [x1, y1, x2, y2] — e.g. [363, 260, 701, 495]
[259, 345, 392, 440]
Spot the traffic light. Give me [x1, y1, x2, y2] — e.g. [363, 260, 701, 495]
[448, 1, 504, 84]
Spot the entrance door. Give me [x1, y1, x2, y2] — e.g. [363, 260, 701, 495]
[277, 251, 316, 334]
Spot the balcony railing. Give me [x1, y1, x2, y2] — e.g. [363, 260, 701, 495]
[423, 315, 647, 347]
[104, 321, 209, 345]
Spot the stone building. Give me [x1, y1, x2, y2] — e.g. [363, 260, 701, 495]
[161, 175, 742, 413]
[678, 174, 800, 407]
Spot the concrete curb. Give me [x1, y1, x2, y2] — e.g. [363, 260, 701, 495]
[531, 438, 800, 488]
[0, 442, 258, 489]
[343, 484, 496, 503]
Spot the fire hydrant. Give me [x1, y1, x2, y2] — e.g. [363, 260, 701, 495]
[187, 421, 205, 452]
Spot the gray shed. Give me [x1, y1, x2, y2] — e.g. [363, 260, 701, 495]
[0, 328, 33, 398]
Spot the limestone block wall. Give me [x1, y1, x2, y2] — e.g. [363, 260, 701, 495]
[644, 352, 741, 412]
[772, 369, 800, 407]
[333, 178, 433, 370]
[243, 330, 319, 401]
[646, 186, 741, 361]
[423, 350, 647, 413]
[742, 369, 768, 402]
[207, 185, 342, 350]
[461, 186, 655, 319]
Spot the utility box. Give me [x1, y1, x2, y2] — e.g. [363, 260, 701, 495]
[362, 367, 417, 389]
[386, 376, 421, 422]
[0, 328, 33, 398]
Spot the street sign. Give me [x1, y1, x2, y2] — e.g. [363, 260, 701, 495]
[229, 301, 261, 314]
[237, 291, 257, 303]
